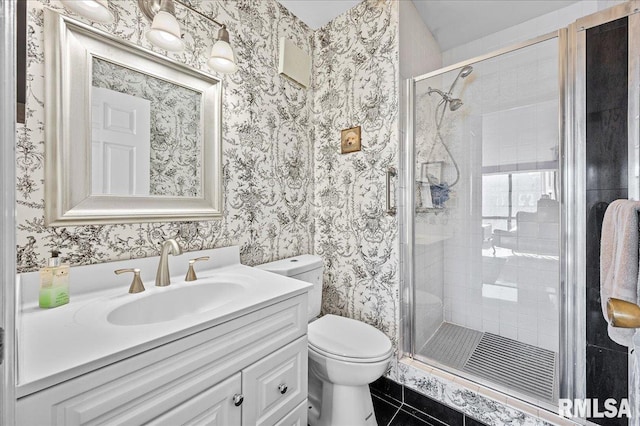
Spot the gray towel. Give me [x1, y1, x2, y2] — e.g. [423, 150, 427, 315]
[600, 199, 640, 347]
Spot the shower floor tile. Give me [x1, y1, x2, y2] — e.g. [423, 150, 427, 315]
[420, 323, 483, 370]
[417, 322, 557, 403]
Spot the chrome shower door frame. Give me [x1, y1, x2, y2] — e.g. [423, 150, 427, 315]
[571, 1, 640, 420]
[400, 30, 573, 408]
[0, 0, 17, 423]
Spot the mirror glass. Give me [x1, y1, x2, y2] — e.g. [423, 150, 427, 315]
[44, 9, 222, 225]
[91, 58, 203, 197]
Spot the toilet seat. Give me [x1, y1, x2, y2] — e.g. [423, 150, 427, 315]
[309, 343, 393, 363]
[308, 314, 393, 362]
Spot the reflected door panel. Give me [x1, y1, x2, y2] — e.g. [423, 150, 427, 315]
[91, 87, 150, 196]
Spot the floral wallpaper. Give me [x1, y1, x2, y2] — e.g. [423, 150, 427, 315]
[14, 1, 588, 423]
[92, 57, 203, 197]
[18, 0, 401, 361]
[16, 0, 315, 272]
[312, 0, 400, 346]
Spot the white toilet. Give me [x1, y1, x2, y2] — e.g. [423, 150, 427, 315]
[258, 255, 393, 426]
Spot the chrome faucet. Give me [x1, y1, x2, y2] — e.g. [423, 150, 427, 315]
[156, 238, 183, 287]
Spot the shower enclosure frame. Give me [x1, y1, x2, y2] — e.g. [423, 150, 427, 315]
[571, 0, 640, 416]
[0, 0, 17, 423]
[399, 29, 578, 406]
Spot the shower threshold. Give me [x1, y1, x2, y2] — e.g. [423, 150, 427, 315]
[418, 322, 557, 403]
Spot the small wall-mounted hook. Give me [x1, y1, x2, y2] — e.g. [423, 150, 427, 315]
[115, 268, 145, 294]
[185, 256, 210, 281]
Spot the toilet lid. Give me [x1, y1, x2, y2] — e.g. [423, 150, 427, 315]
[308, 314, 393, 360]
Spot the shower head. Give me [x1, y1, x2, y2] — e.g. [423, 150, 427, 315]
[427, 87, 464, 111]
[449, 98, 463, 111]
[446, 65, 474, 98]
[459, 65, 473, 78]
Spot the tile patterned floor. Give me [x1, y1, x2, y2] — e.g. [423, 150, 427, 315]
[371, 377, 489, 426]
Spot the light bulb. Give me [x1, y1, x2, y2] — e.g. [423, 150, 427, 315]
[146, 10, 184, 52]
[60, 0, 114, 23]
[208, 28, 238, 74]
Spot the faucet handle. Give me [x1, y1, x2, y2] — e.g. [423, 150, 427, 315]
[115, 268, 145, 294]
[185, 256, 210, 282]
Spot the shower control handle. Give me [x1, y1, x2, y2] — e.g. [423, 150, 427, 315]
[386, 167, 397, 216]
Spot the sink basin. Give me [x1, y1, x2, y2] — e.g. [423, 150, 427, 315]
[107, 282, 245, 326]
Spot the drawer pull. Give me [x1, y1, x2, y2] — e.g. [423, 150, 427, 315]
[233, 394, 244, 406]
[278, 383, 288, 394]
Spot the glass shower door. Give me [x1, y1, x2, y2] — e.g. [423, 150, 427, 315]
[408, 34, 561, 405]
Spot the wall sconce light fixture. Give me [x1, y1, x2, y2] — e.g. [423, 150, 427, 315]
[138, 0, 184, 52]
[139, 0, 184, 52]
[208, 26, 238, 74]
[60, 0, 114, 23]
[138, 0, 238, 74]
[62, 0, 238, 73]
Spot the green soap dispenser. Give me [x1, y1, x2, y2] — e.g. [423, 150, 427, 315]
[39, 250, 70, 308]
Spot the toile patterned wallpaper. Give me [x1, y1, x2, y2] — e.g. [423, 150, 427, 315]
[312, 0, 400, 346]
[17, 0, 401, 354]
[14, 1, 560, 422]
[16, 0, 315, 271]
[92, 57, 203, 197]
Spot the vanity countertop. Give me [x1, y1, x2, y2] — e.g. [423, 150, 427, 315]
[16, 246, 311, 398]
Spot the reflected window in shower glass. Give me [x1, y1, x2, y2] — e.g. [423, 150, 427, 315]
[482, 174, 510, 231]
[482, 171, 557, 231]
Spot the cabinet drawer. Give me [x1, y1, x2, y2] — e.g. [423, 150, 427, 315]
[242, 336, 308, 426]
[147, 373, 241, 426]
[274, 400, 308, 426]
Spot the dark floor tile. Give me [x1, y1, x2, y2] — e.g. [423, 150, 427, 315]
[390, 408, 437, 426]
[464, 416, 489, 426]
[404, 387, 464, 426]
[402, 405, 447, 426]
[370, 376, 403, 404]
[373, 395, 400, 426]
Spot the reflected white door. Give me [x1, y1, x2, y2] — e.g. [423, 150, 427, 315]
[91, 87, 151, 195]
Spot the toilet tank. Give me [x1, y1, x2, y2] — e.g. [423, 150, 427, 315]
[256, 255, 323, 321]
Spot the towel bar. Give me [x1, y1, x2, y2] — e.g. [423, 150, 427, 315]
[607, 298, 640, 328]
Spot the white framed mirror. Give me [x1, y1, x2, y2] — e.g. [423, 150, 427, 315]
[43, 8, 223, 225]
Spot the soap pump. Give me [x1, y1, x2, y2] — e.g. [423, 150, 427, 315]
[39, 250, 70, 308]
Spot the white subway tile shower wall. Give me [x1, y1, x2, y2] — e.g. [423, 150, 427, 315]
[413, 36, 561, 353]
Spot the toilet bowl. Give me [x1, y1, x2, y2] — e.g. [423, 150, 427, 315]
[257, 256, 393, 426]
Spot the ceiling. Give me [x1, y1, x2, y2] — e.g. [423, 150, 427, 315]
[413, 0, 578, 51]
[276, 0, 579, 50]
[277, 0, 361, 30]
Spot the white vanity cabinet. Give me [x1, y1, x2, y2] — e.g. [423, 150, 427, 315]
[17, 295, 308, 426]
